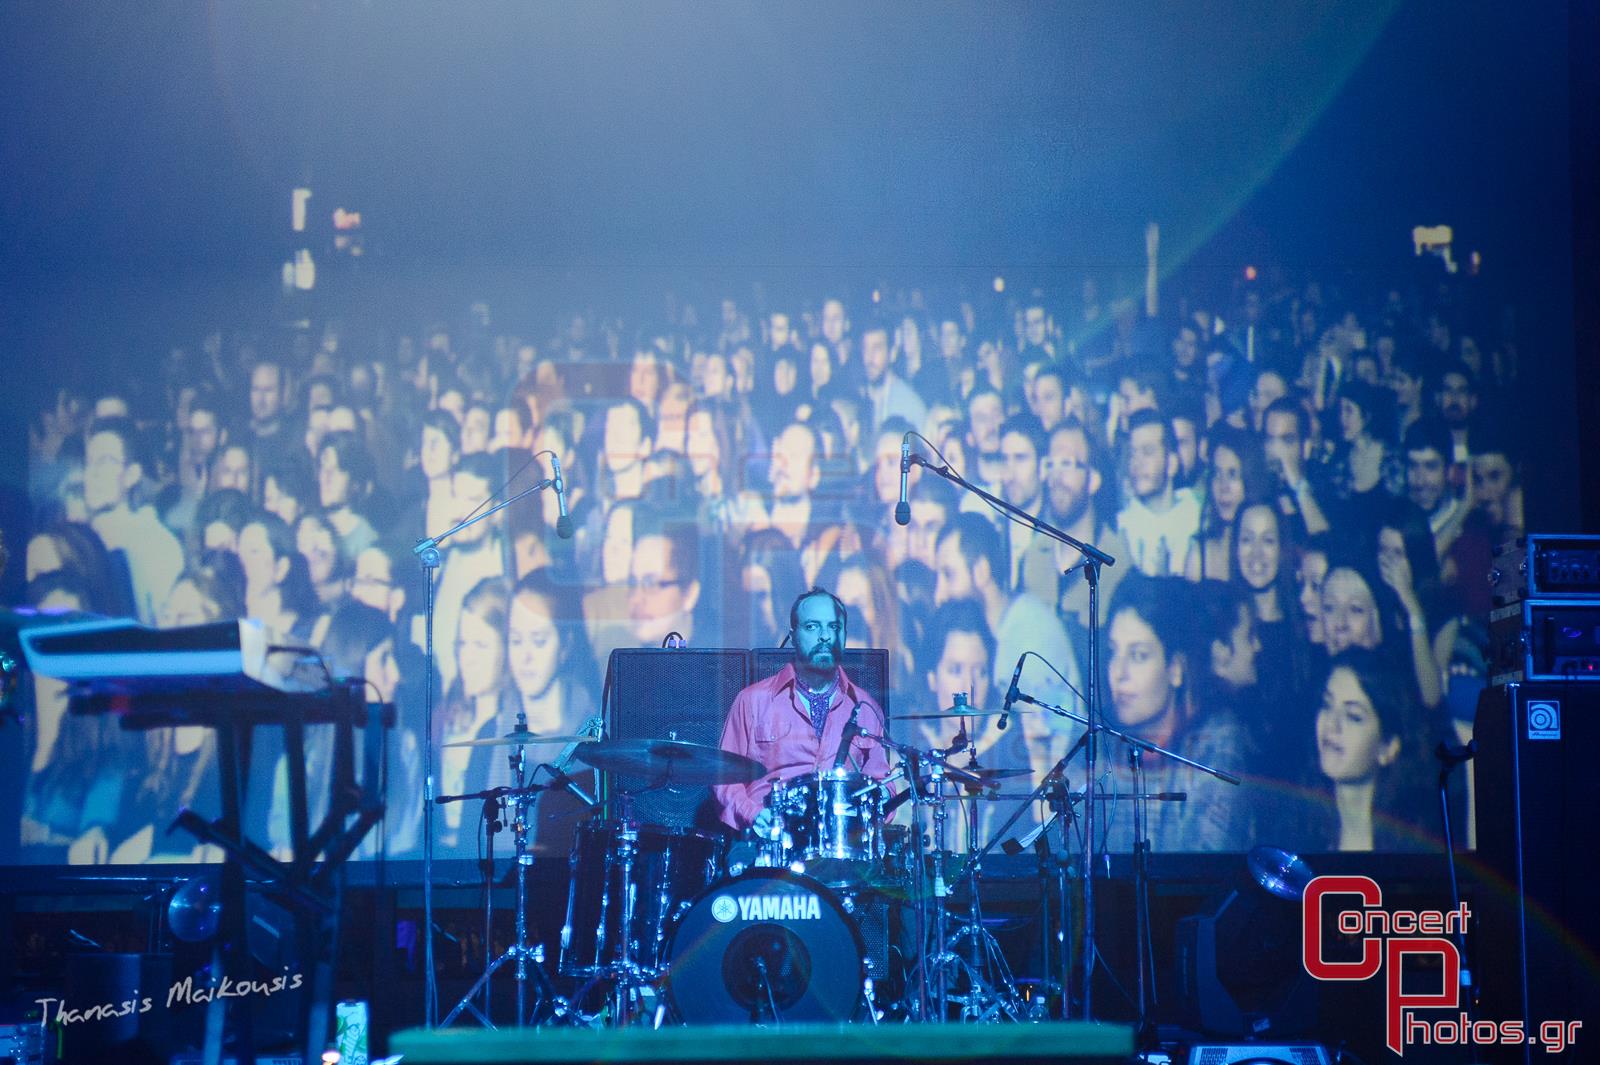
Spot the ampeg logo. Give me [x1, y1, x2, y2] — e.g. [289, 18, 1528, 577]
[1527, 699, 1561, 740]
[1303, 875, 1584, 1056]
[711, 892, 823, 923]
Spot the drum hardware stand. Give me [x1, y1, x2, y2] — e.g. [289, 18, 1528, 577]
[436, 728, 571, 1030]
[415, 465, 557, 1026]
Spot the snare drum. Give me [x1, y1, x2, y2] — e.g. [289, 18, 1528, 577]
[663, 868, 865, 1024]
[768, 768, 886, 887]
[559, 819, 721, 978]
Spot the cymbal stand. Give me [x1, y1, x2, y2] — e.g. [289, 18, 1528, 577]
[438, 735, 566, 1029]
[942, 765, 1026, 1022]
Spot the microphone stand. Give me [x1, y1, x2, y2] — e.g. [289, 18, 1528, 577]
[1017, 688, 1238, 1035]
[906, 451, 1114, 1019]
[413, 476, 554, 1027]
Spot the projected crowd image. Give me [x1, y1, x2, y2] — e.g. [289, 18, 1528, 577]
[15, 240, 1515, 864]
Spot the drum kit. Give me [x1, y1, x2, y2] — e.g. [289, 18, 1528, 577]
[432, 698, 1062, 1028]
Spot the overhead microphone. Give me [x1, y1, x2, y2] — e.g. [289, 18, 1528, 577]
[551, 454, 574, 539]
[894, 435, 912, 526]
[999, 652, 1026, 731]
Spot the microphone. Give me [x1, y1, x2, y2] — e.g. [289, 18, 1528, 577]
[833, 700, 862, 770]
[999, 652, 1025, 731]
[551, 454, 574, 539]
[1435, 739, 1476, 768]
[894, 435, 911, 526]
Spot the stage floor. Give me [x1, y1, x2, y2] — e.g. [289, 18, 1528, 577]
[390, 1020, 1136, 1065]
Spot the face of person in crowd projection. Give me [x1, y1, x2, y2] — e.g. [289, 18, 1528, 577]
[460, 407, 491, 455]
[186, 409, 221, 465]
[1472, 452, 1515, 525]
[821, 300, 847, 346]
[1262, 410, 1303, 484]
[250, 363, 283, 424]
[685, 409, 720, 480]
[1389, 365, 1422, 412]
[236, 522, 286, 601]
[491, 408, 524, 453]
[604, 403, 649, 476]
[701, 355, 731, 401]
[1317, 665, 1399, 783]
[364, 637, 402, 703]
[810, 343, 833, 393]
[212, 446, 251, 494]
[507, 590, 560, 701]
[769, 424, 819, 502]
[1321, 568, 1382, 655]
[1436, 371, 1477, 426]
[1031, 375, 1065, 429]
[1209, 445, 1245, 523]
[317, 446, 351, 510]
[457, 607, 504, 700]
[861, 328, 891, 386]
[792, 593, 844, 675]
[84, 430, 135, 515]
[351, 547, 398, 617]
[1235, 504, 1281, 591]
[834, 567, 875, 650]
[420, 425, 456, 482]
[629, 534, 699, 644]
[1338, 397, 1368, 443]
[1298, 548, 1330, 644]
[1211, 601, 1260, 688]
[1108, 606, 1182, 735]
[938, 319, 964, 361]
[1126, 422, 1172, 502]
[929, 630, 993, 717]
[968, 393, 1004, 455]
[773, 354, 799, 397]
[297, 517, 338, 586]
[907, 500, 949, 570]
[655, 382, 692, 452]
[1406, 444, 1448, 513]
[630, 353, 662, 409]
[1171, 417, 1198, 480]
[1250, 371, 1288, 428]
[933, 532, 979, 606]
[1045, 426, 1098, 526]
[769, 313, 792, 351]
[262, 475, 301, 527]
[449, 471, 495, 547]
[161, 579, 220, 629]
[998, 430, 1042, 508]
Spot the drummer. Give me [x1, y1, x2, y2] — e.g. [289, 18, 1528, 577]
[714, 586, 891, 831]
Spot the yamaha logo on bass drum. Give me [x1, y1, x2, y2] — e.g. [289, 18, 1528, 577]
[710, 892, 823, 923]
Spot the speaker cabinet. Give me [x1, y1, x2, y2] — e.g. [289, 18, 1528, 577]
[1473, 683, 1600, 1062]
[604, 648, 749, 830]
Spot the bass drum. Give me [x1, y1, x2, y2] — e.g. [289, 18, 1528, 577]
[663, 868, 865, 1024]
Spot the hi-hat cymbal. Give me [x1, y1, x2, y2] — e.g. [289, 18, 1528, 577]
[575, 738, 767, 786]
[443, 730, 598, 749]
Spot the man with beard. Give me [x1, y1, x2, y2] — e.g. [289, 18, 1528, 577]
[1021, 419, 1129, 632]
[714, 588, 890, 832]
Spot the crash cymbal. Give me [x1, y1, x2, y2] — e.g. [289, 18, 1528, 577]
[902, 687, 998, 722]
[442, 730, 598, 749]
[575, 738, 767, 786]
[960, 766, 1032, 783]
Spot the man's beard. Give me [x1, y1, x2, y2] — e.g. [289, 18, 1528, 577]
[807, 638, 840, 665]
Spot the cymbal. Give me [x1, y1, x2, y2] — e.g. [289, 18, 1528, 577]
[575, 738, 767, 786]
[899, 692, 999, 720]
[443, 730, 598, 749]
[962, 766, 1032, 782]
